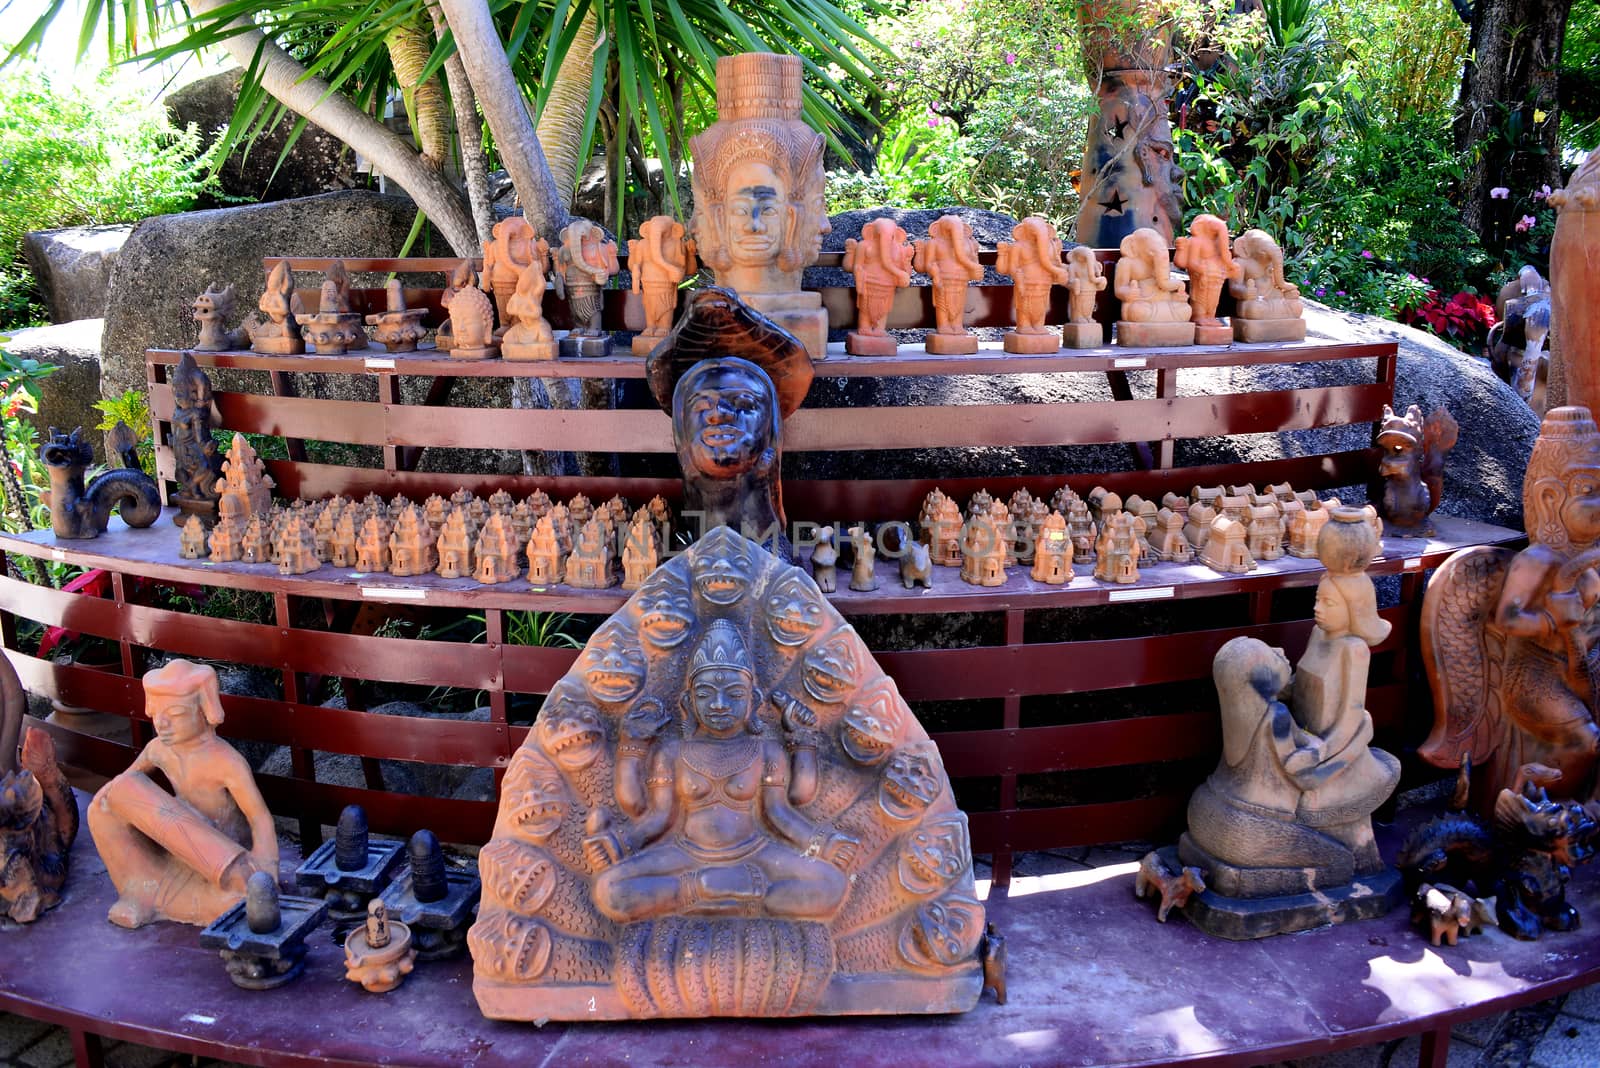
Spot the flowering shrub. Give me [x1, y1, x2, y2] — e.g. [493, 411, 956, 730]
[1400, 290, 1498, 352]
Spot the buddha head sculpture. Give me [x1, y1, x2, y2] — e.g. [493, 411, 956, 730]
[1523, 405, 1600, 555]
[689, 52, 827, 296]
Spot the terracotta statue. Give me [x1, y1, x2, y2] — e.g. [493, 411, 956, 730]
[1177, 509, 1403, 937]
[1093, 513, 1140, 584]
[849, 525, 879, 592]
[1420, 406, 1600, 815]
[275, 514, 319, 575]
[251, 260, 304, 355]
[1031, 511, 1072, 584]
[565, 517, 616, 589]
[1229, 230, 1306, 343]
[901, 541, 933, 589]
[1376, 404, 1460, 537]
[0, 657, 78, 924]
[423, 494, 449, 535]
[1246, 505, 1285, 562]
[389, 505, 436, 577]
[441, 267, 499, 360]
[549, 503, 574, 557]
[622, 512, 659, 589]
[175, 514, 206, 559]
[1067, 501, 1097, 564]
[1202, 515, 1254, 574]
[844, 218, 914, 356]
[312, 500, 339, 560]
[355, 513, 391, 574]
[192, 284, 250, 351]
[994, 217, 1070, 354]
[366, 279, 429, 353]
[299, 260, 368, 354]
[913, 215, 983, 355]
[434, 259, 472, 352]
[207, 500, 246, 562]
[812, 525, 838, 592]
[1062, 246, 1107, 349]
[483, 215, 544, 335]
[324, 509, 356, 568]
[239, 515, 270, 564]
[990, 500, 1017, 567]
[1114, 227, 1194, 346]
[1134, 852, 1207, 924]
[437, 509, 475, 579]
[465, 513, 514, 585]
[554, 219, 620, 356]
[527, 515, 563, 585]
[469, 527, 985, 1019]
[629, 216, 698, 355]
[89, 660, 277, 928]
[688, 52, 830, 357]
[1549, 150, 1599, 413]
[1282, 503, 1325, 560]
[345, 898, 416, 993]
[215, 433, 274, 519]
[1174, 214, 1240, 346]
[961, 512, 1007, 587]
[568, 493, 595, 532]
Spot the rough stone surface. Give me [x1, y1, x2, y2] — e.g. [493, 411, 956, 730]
[165, 68, 359, 204]
[21, 225, 131, 323]
[0, 319, 103, 441]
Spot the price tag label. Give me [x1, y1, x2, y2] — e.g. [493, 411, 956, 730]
[1404, 557, 1423, 570]
[360, 586, 427, 601]
[1113, 357, 1147, 369]
[1108, 586, 1175, 603]
[49, 548, 65, 562]
[364, 358, 396, 370]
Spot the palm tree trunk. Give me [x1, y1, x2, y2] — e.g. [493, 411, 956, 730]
[536, 6, 598, 213]
[425, 0, 495, 246]
[385, 15, 452, 167]
[188, 0, 477, 255]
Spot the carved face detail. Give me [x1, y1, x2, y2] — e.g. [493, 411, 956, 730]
[502, 754, 570, 843]
[802, 628, 863, 703]
[479, 838, 558, 914]
[149, 694, 209, 747]
[1312, 577, 1351, 638]
[689, 528, 755, 606]
[681, 364, 772, 480]
[725, 160, 787, 268]
[535, 688, 606, 771]
[689, 667, 755, 738]
[764, 571, 825, 646]
[841, 678, 905, 765]
[880, 745, 942, 820]
[633, 573, 695, 650]
[468, 912, 553, 982]
[899, 894, 985, 971]
[578, 621, 646, 704]
[898, 815, 972, 896]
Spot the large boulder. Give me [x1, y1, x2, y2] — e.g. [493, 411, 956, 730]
[21, 225, 132, 324]
[0, 319, 103, 442]
[165, 69, 358, 204]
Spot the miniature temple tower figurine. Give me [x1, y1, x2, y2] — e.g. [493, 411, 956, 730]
[89, 660, 278, 928]
[1546, 150, 1597, 413]
[0, 655, 79, 924]
[1114, 227, 1194, 346]
[276, 514, 320, 575]
[179, 514, 209, 559]
[1246, 505, 1285, 562]
[475, 513, 519, 585]
[648, 289, 814, 559]
[469, 528, 985, 1020]
[38, 427, 162, 539]
[843, 218, 914, 356]
[1031, 511, 1072, 584]
[1093, 513, 1140, 584]
[688, 52, 830, 357]
[436, 509, 475, 579]
[925, 493, 965, 568]
[1376, 404, 1459, 537]
[251, 260, 304, 355]
[1229, 229, 1306, 343]
[554, 219, 619, 357]
[389, 505, 436, 577]
[914, 214, 983, 355]
[300, 260, 368, 354]
[629, 215, 698, 355]
[483, 215, 543, 335]
[365, 279, 429, 353]
[526, 515, 563, 585]
[1421, 406, 1600, 814]
[621, 511, 658, 589]
[327, 508, 358, 568]
[240, 515, 270, 564]
[207, 498, 246, 561]
[1061, 246, 1107, 348]
[168, 354, 224, 526]
[441, 266, 499, 360]
[1175, 214, 1240, 346]
[849, 525, 879, 591]
[192, 284, 251, 351]
[811, 524, 838, 592]
[961, 511, 1007, 587]
[1176, 508, 1403, 938]
[1147, 508, 1193, 563]
[216, 433, 274, 518]
[1067, 500, 1098, 564]
[1202, 515, 1255, 574]
[355, 513, 391, 574]
[565, 517, 616, 589]
[995, 217, 1070, 354]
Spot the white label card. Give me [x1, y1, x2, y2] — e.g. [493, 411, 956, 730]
[1113, 357, 1147, 369]
[365, 358, 396, 370]
[361, 586, 427, 600]
[1108, 586, 1175, 602]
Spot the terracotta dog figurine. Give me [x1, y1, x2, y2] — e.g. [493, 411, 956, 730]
[1135, 851, 1207, 922]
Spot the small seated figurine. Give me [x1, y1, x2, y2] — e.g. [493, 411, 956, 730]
[365, 279, 429, 353]
[995, 217, 1070, 354]
[961, 512, 1007, 587]
[843, 218, 914, 356]
[849, 525, 879, 592]
[1061, 246, 1107, 348]
[1202, 515, 1255, 574]
[526, 515, 563, 585]
[1115, 227, 1194, 347]
[913, 214, 984, 354]
[1174, 214, 1240, 346]
[179, 515, 209, 559]
[1093, 513, 1140, 584]
[1031, 511, 1072, 584]
[901, 541, 933, 589]
[389, 505, 436, 577]
[811, 525, 838, 592]
[299, 260, 368, 354]
[437, 509, 475, 579]
[355, 513, 392, 574]
[276, 514, 320, 575]
[1147, 508, 1193, 563]
[474, 514, 519, 585]
[1229, 229, 1306, 342]
[329, 510, 359, 568]
[1246, 504, 1285, 562]
[621, 511, 658, 589]
[441, 267, 499, 360]
[554, 218, 620, 357]
[565, 517, 616, 589]
[250, 260, 304, 355]
[1377, 403, 1459, 537]
[629, 215, 697, 355]
[192, 284, 251, 351]
[89, 660, 278, 928]
[500, 240, 557, 361]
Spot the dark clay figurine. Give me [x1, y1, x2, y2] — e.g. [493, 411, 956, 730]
[39, 427, 161, 539]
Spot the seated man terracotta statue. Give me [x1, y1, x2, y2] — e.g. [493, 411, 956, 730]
[88, 660, 278, 928]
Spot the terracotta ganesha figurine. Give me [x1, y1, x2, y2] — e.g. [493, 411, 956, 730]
[995, 216, 1070, 354]
[1061, 246, 1107, 348]
[913, 214, 983, 354]
[1174, 214, 1240, 346]
[554, 219, 620, 357]
[843, 218, 914, 356]
[469, 527, 985, 1019]
[1421, 406, 1600, 815]
[1115, 227, 1194, 346]
[628, 215, 698, 356]
[1229, 229, 1306, 343]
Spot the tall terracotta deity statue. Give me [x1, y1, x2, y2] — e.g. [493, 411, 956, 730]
[1229, 229, 1305, 343]
[1421, 406, 1600, 815]
[913, 215, 984, 354]
[628, 215, 698, 355]
[689, 53, 830, 358]
[1115, 227, 1193, 346]
[843, 218, 914, 356]
[995, 216, 1070, 354]
[1549, 150, 1599, 413]
[1062, 246, 1107, 349]
[482, 215, 543, 336]
[168, 354, 224, 526]
[1174, 214, 1239, 346]
[554, 219, 620, 357]
[469, 527, 985, 1020]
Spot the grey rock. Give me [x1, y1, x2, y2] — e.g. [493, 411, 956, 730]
[21, 225, 131, 323]
[0, 319, 102, 444]
[165, 69, 359, 204]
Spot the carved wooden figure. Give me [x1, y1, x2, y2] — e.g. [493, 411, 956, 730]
[0, 656, 79, 924]
[1174, 214, 1240, 345]
[844, 218, 914, 356]
[913, 214, 983, 354]
[1062, 246, 1107, 348]
[1115, 227, 1194, 346]
[849, 525, 879, 591]
[475, 513, 519, 585]
[629, 216, 698, 355]
[251, 260, 304, 355]
[995, 217, 1070, 354]
[554, 219, 620, 357]
[1376, 404, 1460, 536]
[468, 528, 985, 1019]
[1230, 230, 1306, 342]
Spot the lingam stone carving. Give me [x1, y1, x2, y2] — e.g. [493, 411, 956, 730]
[1114, 227, 1194, 346]
[483, 215, 544, 335]
[469, 528, 984, 1019]
[1420, 406, 1600, 814]
[1062, 246, 1108, 348]
[1174, 214, 1240, 346]
[442, 266, 500, 360]
[251, 260, 304, 355]
[688, 52, 830, 357]
[168, 354, 225, 526]
[995, 217, 1070, 354]
[0, 657, 79, 924]
[1176, 508, 1403, 938]
[554, 219, 620, 357]
[629, 215, 698, 355]
[300, 260, 368, 354]
[1376, 404, 1460, 537]
[1549, 150, 1599, 413]
[844, 218, 914, 356]
[914, 214, 983, 355]
[192, 284, 251, 351]
[345, 899, 416, 993]
[1229, 230, 1306, 343]
[89, 661, 277, 928]
[365, 279, 429, 353]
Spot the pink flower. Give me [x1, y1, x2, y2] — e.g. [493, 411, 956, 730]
[1490, 187, 1510, 199]
[927, 116, 941, 128]
[1533, 184, 1552, 201]
[1516, 214, 1536, 233]
[1003, 52, 1017, 65]
[1360, 250, 1373, 259]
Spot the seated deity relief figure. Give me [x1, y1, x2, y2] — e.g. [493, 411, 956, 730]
[1115, 227, 1194, 347]
[89, 661, 278, 928]
[469, 527, 985, 1020]
[1421, 405, 1600, 815]
[1175, 507, 1403, 938]
[1229, 229, 1306, 343]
